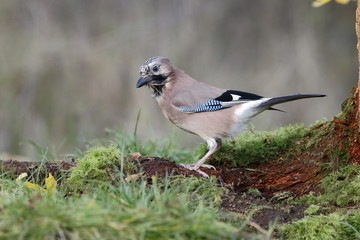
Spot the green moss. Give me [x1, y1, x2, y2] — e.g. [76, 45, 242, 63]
[64, 144, 137, 192]
[193, 123, 310, 167]
[304, 204, 320, 215]
[330, 146, 350, 166]
[298, 165, 360, 207]
[281, 210, 360, 240]
[284, 164, 360, 239]
[337, 90, 355, 121]
[170, 175, 228, 207]
[247, 188, 263, 197]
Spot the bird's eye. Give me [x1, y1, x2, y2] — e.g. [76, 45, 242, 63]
[152, 66, 159, 72]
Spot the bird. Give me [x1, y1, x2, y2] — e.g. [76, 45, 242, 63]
[136, 56, 325, 177]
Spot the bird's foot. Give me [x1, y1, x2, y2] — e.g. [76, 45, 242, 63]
[179, 163, 216, 178]
[199, 164, 216, 170]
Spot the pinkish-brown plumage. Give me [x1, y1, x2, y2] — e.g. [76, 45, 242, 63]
[136, 56, 325, 177]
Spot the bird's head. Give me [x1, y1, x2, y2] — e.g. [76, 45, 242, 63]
[136, 56, 172, 96]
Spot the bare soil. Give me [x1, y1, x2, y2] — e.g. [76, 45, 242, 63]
[134, 155, 323, 228]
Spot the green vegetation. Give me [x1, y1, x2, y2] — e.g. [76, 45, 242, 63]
[1, 121, 360, 239]
[281, 210, 360, 240]
[194, 123, 311, 167]
[280, 164, 360, 239]
[170, 175, 228, 207]
[304, 204, 321, 215]
[0, 177, 242, 240]
[337, 89, 355, 122]
[104, 126, 192, 163]
[0, 129, 273, 239]
[298, 164, 360, 207]
[64, 144, 136, 193]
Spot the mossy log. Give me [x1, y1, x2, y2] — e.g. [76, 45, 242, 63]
[356, 0, 360, 132]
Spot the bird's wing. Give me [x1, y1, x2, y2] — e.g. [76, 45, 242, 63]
[171, 89, 265, 113]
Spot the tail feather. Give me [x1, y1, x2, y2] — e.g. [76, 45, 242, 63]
[261, 94, 326, 108]
[269, 107, 285, 113]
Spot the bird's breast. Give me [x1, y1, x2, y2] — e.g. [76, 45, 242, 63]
[157, 96, 181, 123]
[157, 98, 239, 140]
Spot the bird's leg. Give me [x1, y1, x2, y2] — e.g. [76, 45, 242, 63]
[180, 138, 222, 177]
[193, 138, 222, 169]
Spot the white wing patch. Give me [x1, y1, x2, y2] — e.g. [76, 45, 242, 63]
[230, 94, 241, 101]
[231, 98, 270, 136]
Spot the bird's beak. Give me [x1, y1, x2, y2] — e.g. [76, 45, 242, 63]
[136, 76, 152, 88]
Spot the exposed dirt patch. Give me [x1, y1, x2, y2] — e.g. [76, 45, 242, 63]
[0, 159, 77, 185]
[135, 154, 325, 197]
[134, 155, 324, 227]
[222, 191, 308, 228]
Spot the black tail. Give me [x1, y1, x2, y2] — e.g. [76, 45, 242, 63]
[261, 94, 326, 108]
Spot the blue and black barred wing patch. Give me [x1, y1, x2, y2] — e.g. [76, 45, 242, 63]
[179, 99, 224, 112]
[179, 90, 287, 113]
[179, 90, 269, 113]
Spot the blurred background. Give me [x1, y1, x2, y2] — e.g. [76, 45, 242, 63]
[0, 0, 357, 159]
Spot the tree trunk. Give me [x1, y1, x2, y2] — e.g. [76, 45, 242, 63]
[356, 0, 360, 132]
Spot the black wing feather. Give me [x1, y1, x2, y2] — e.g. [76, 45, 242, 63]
[215, 90, 263, 102]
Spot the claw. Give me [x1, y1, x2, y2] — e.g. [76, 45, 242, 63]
[179, 163, 214, 178]
[199, 164, 216, 170]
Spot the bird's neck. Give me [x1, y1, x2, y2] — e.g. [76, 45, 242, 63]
[151, 69, 179, 99]
[150, 85, 163, 98]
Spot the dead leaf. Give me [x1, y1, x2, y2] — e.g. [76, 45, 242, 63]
[130, 152, 141, 159]
[16, 172, 28, 182]
[125, 172, 144, 183]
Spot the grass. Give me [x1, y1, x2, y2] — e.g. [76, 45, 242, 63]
[0, 176, 242, 240]
[0, 127, 274, 239]
[1, 120, 360, 239]
[0, 162, 246, 239]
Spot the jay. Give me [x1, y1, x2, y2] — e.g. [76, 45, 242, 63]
[136, 56, 325, 177]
